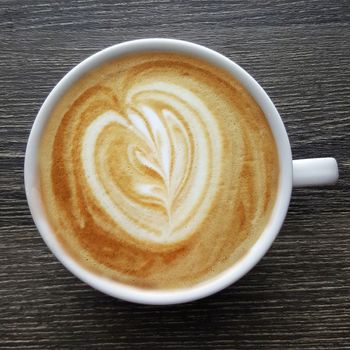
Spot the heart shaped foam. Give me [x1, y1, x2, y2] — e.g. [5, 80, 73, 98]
[82, 82, 222, 243]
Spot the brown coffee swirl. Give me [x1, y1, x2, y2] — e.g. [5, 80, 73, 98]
[39, 52, 279, 289]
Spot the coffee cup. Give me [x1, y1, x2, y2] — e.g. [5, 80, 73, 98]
[25, 39, 338, 304]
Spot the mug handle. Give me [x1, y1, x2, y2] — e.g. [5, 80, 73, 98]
[292, 157, 339, 187]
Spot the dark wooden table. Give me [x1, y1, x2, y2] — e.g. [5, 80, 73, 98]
[1, 1, 349, 348]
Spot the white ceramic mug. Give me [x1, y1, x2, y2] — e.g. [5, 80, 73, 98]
[25, 39, 339, 305]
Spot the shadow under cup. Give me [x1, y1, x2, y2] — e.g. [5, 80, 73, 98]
[25, 39, 293, 305]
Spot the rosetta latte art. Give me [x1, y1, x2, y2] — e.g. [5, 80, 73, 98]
[82, 82, 222, 243]
[39, 53, 279, 289]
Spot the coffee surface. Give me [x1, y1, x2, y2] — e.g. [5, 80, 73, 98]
[39, 52, 279, 289]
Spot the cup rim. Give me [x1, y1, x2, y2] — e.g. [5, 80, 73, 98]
[25, 38, 292, 305]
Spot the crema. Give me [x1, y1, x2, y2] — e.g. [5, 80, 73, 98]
[39, 52, 279, 289]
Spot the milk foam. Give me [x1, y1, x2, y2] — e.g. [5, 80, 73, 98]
[82, 82, 222, 243]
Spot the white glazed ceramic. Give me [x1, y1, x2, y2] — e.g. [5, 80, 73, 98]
[24, 39, 339, 305]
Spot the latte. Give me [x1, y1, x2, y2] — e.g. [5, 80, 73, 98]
[39, 52, 279, 289]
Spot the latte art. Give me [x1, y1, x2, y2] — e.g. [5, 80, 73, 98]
[82, 82, 222, 244]
[39, 52, 279, 289]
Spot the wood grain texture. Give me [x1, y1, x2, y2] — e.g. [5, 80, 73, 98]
[0, 0, 349, 349]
